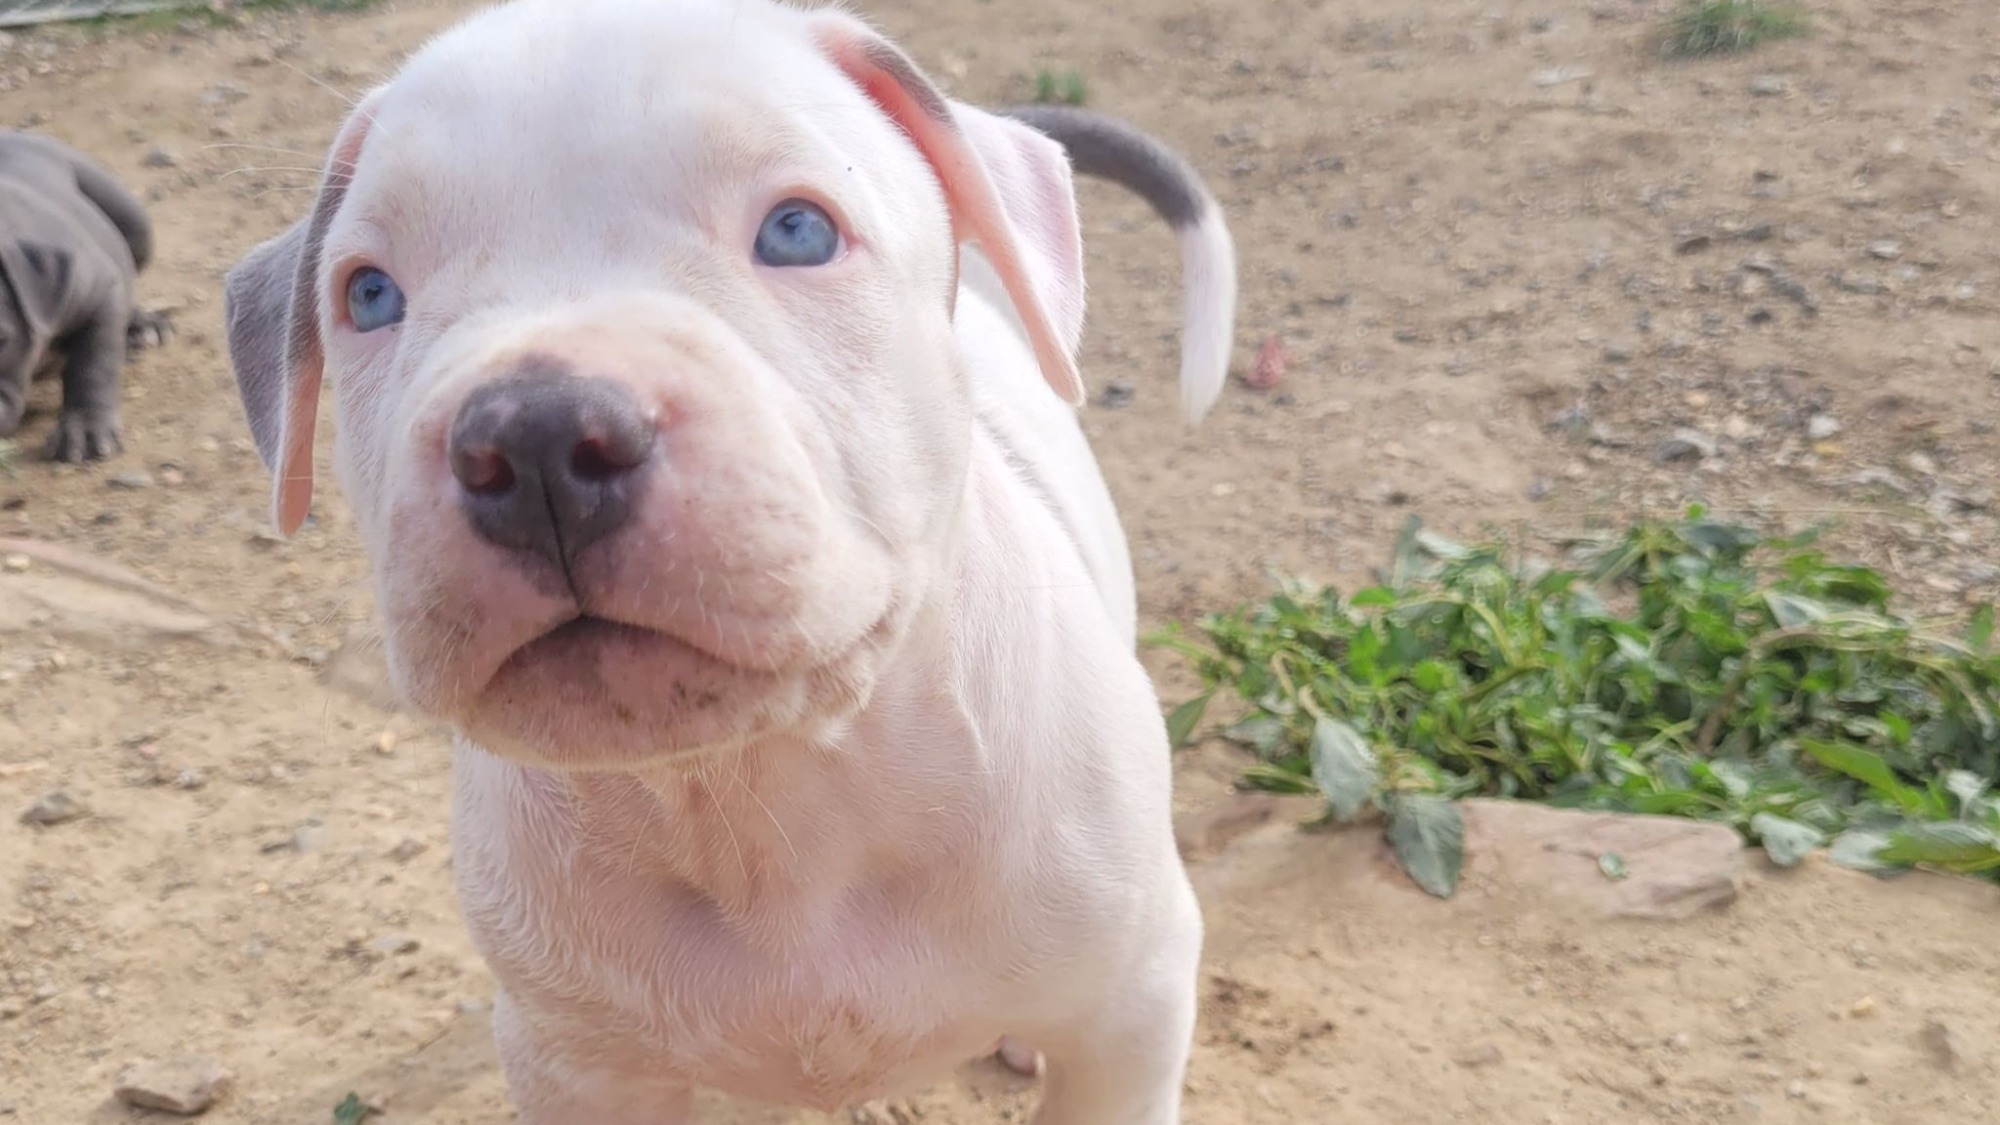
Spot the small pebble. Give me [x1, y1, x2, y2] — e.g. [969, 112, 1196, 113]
[1919, 1018, 1962, 1070]
[2, 554, 27, 573]
[1454, 1042, 1504, 1068]
[1850, 995, 1877, 1017]
[20, 790, 86, 827]
[1655, 429, 1719, 464]
[1806, 415, 1843, 441]
[293, 823, 331, 853]
[114, 1056, 232, 1115]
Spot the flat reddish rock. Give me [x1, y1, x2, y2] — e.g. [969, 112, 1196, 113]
[1180, 792, 1744, 920]
[1457, 798, 1743, 920]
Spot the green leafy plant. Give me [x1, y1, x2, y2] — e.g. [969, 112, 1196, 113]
[80, 0, 384, 34]
[332, 1092, 376, 1125]
[1032, 69, 1088, 107]
[1661, 0, 1811, 59]
[1156, 509, 2000, 897]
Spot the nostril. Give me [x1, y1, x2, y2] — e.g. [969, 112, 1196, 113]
[567, 418, 655, 482]
[569, 438, 626, 482]
[452, 446, 517, 495]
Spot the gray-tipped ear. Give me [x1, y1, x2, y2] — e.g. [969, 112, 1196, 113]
[219, 87, 383, 535]
[223, 220, 310, 474]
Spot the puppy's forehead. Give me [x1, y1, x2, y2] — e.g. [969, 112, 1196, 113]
[341, 0, 908, 253]
[385, 0, 847, 147]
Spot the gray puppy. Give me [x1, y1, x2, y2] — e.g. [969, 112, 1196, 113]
[0, 130, 169, 462]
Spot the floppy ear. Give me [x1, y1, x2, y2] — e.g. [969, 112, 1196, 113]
[0, 241, 73, 348]
[222, 94, 380, 536]
[810, 13, 1087, 407]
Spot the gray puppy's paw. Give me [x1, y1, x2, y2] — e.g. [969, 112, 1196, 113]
[44, 407, 122, 463]
[127, 308, 175, 352]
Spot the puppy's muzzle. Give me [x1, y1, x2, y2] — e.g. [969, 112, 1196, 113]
[448, 364, 657, 573]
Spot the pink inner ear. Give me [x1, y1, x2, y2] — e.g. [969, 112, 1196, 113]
[272, 362, 322, 535]
[949, 106, 1087, 363]
[818, 30, 1087, 408]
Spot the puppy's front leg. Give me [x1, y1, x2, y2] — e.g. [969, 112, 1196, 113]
[44, 311, 125, 462]
[493, 991, 697, 1125]
[1030, 889, 1203, 1125]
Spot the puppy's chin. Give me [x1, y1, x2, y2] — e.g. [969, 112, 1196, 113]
[444, 616, 889, 772]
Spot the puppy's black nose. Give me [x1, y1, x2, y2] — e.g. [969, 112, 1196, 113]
[448, 370, 656, 571]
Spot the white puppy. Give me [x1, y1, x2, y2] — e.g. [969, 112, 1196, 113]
[222, 1, 1238, 1122]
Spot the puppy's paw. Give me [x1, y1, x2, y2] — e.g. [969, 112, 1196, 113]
[44, 408, 123, 463]
[127, 309, 175, 352]
[996, 1036, 1043, 1078]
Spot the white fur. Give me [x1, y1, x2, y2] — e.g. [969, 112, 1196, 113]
[1177, 204, 1238, 424]
[224, 1, 1223, 1121]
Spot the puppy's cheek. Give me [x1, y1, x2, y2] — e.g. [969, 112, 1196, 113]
[329, 355, 419, 525]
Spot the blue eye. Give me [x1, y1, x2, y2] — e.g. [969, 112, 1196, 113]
[754, 200, 841, 268]
[346, 267, 406, 333]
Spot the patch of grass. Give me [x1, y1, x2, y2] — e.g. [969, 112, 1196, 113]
[1156, 508, 2000, 897]
[1031, 68, 1088, 107]
[79, 0, 382, 35]
[232, 0, 383, 11]
[1661, 0, 1811, 59]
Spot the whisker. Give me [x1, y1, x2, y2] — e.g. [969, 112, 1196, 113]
[221, 165, 328, 179]
[277, 57, 369, 110]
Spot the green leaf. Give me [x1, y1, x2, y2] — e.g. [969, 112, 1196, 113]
[1750, 812, 1825, 867]
[1707, 759, 1754, 801]
[1385, 794, 1465, 898]
[1764, 591, 1831, 628]
[1237, 764, 1316, 795]
[1800, 740, 1929, 814]
[1969, 603, 1995, 653]
[1944, 770, 1989, 813]
[1597, 852, 1629, 881]
[333, 1094, 374, 1125]
[1164, 692, 1212, 750]
[1309, 717, 1380, 823]
[1218, 714, 1288, 757]
[1878, 822, 2000, 873]
[1827, 828, 1896, 874]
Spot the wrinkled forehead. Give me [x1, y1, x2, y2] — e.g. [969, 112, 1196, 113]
[336, 0, 914, 258]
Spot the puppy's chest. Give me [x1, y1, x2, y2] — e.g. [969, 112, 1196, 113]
[469, 874, 1002, 1110]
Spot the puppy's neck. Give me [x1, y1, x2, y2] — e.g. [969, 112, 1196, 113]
[551, 618, 994, 947]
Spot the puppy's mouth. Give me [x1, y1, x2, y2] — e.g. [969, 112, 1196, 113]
[500, 612, 702, 671]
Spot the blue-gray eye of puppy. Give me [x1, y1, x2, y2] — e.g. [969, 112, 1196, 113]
[347, 267, 407, 332]
[754, 200, 840, 267]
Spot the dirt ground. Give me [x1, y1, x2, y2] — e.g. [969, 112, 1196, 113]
[4, 0, 2000, 1121]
